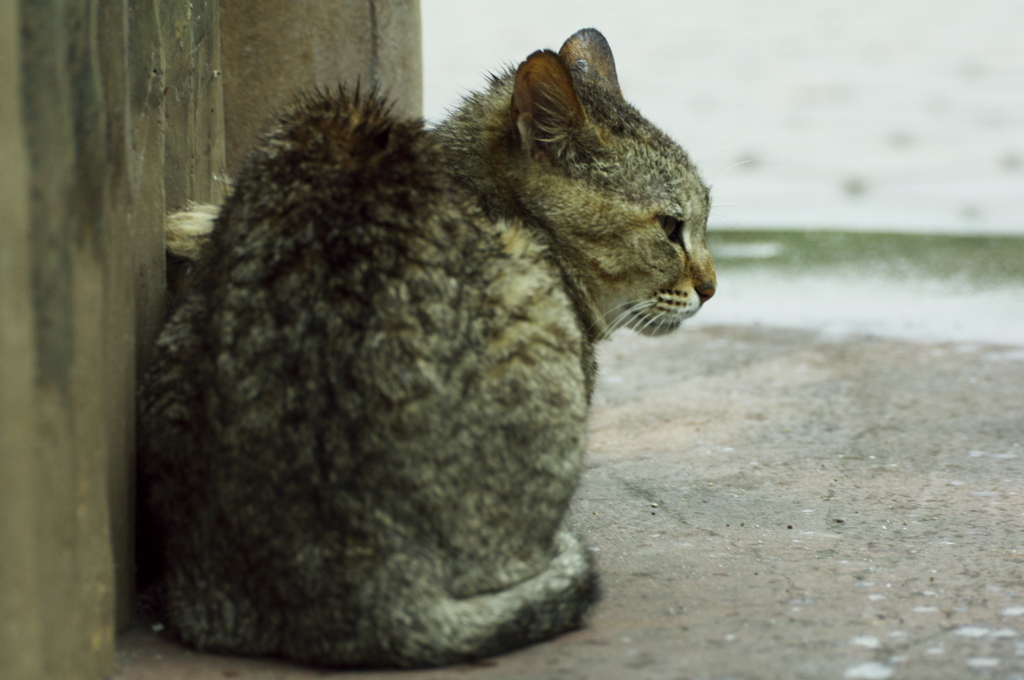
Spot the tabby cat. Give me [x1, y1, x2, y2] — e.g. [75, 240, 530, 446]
[137, 28, 716, 668]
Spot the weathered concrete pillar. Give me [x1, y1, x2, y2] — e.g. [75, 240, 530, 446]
[1, 1, 42, 677]
[2, 0, 227, 677]
[1, 2, 421, 678]
[5, 1, 125, 677]
[220, 0, 422, 176]
[161, 0, 230, 210]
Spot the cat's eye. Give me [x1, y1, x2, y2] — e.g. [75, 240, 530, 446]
[659, 215, 684, 247]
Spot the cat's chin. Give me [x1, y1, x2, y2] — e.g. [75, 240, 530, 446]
[633, 316, 684, 337]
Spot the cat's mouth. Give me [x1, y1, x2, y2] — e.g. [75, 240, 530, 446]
[601, 287, 704, 338]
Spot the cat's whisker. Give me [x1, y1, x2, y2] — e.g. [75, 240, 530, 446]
[708, 213, 748, 230]
[634, 309, 665, 336]
[604, 297, 651, 316]
[607, 299, 653, 328]
[606, 307, 647, 337]
[594, 301, 639, 340]
[715, 159, 752, 175]
[634, 309, 667, 337]
[601, 299, 655, 340]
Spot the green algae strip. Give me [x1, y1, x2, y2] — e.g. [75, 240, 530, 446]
[707, 230, 1024, 289]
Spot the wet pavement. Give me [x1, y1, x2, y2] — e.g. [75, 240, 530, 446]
[694, 230, 1024, 347]
[116, 232, 1024, 679]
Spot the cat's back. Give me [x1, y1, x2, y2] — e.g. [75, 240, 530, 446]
[187, 88, 585, 444]
[209, 88, 475, 313]
[144, 86, 587, 505]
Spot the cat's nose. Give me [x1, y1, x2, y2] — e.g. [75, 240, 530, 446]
[696, 284, 715, 304]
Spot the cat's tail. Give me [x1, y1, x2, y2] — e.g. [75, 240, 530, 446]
[164, 203, 219, 296]
[166, 203, 219, 261]
[356, 531, 600, 668]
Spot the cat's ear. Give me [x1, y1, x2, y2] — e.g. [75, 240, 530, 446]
[558, 28, 622, 98]
[512, 49, 586, 162]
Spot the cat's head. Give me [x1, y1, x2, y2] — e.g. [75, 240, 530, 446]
[506, 29, 717, 339]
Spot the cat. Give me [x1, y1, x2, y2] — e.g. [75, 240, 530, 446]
[137, 28, 716, 668]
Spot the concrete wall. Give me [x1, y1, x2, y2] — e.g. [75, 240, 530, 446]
[0, 1, 421, 678]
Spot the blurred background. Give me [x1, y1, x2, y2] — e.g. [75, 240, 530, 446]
[422, 0, 1024, 347]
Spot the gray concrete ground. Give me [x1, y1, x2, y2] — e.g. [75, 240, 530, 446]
[116, 323, 1024, 680]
